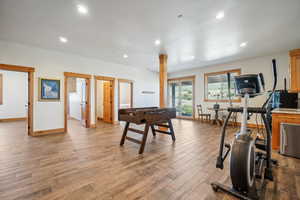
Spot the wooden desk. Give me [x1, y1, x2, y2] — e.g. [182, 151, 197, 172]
[272, 109, 300, 150]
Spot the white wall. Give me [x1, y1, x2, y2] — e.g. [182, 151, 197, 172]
[168, 52, 290, 124]
[0, 40, 159, 131]
[0, 70, 28, 119]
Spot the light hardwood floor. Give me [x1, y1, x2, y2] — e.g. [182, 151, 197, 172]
[0, 119, 299, 200]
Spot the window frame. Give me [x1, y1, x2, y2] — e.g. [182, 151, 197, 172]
[204, 69, 241, 103]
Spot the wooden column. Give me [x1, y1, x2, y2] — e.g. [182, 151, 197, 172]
[159, 54, 168, 108]
[28, 71, 34, 136]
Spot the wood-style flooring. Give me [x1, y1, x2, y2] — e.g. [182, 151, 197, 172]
[0, 119, 299, 200]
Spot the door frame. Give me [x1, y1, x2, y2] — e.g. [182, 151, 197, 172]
[118, 79, 133, 109]
[94, 75, 115, 125]
[0, 64, 35, 136]
[64, 72, 91, 132]
[167, 75, 195, 119]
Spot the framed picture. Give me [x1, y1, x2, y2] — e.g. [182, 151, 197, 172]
[39, 78, 60, 101]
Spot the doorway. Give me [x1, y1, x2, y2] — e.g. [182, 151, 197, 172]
[118, 79, 133, 109]
[0, 64, 34, 136]
[168, 76, 195, 119]
[64, 72, 91, 132]
[94, 76, 115, 125]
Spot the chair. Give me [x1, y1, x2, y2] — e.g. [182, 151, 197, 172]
[197, 105, 211, 121]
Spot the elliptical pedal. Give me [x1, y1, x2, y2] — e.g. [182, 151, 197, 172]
[255, 137, 266, 151]
[211, 183, 259, 200]
[255, 158, 265, 179]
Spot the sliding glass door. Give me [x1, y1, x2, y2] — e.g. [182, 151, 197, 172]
[168, 77, 194, 118]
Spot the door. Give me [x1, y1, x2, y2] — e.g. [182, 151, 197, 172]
[118, 81, 133, 109]
[168, 81, 180, 116]
[103, 81, 112, 123]
[27, 71, 34, 135]
[80, 79, 87, 127]
[180, 80, 194, 117]
[168, 78, 194, 118]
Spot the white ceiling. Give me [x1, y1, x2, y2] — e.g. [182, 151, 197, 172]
[0, 0, 300, 72]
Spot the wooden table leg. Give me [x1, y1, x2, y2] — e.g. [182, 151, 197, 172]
[212, 110, 218, 125]
[139, 123, 150, 154]
[217, 119, 223, 126]
[120, 122, 130, 145]
[150, 125, 156, 136]
[168, 120, 176, 141]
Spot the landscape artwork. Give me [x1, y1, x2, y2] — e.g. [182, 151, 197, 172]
[39, 78, 60, 101]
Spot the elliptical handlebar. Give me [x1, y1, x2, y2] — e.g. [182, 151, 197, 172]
[262, 59, 277, 109]
[259, 73, 265, 91]
[272, 59, 277, 91]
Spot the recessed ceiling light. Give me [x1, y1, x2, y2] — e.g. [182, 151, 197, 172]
[216, 11, 225, 20]
[240, 42, 248, 47]
[155, 40, 161, 46]
[59, 36, 68, 43]
[123, 54, 128, 59]
[77, 4, 88, 15]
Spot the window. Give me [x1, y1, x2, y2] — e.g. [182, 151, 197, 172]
[204, 69, 241, 102]
[168, 76, 195, 118]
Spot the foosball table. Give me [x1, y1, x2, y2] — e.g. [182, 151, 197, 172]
[119, 107, 176, 154]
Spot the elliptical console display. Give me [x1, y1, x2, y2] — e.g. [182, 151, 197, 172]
[235, 74, 264, 97]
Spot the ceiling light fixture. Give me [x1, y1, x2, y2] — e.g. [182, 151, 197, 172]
[216, 11, 225, 20]
[59, 36, 68, 43]
[123, 54, 128, 59]
[240, 42, 248, 47]
[77, 4, 88, 15]
[155, 40, 161, 46]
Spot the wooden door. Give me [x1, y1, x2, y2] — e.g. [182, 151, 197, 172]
[103, 81, 112, 123]
[80, 79, 87, 127]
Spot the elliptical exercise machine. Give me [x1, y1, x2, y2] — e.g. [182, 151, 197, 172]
[211, 59, 278, 200]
